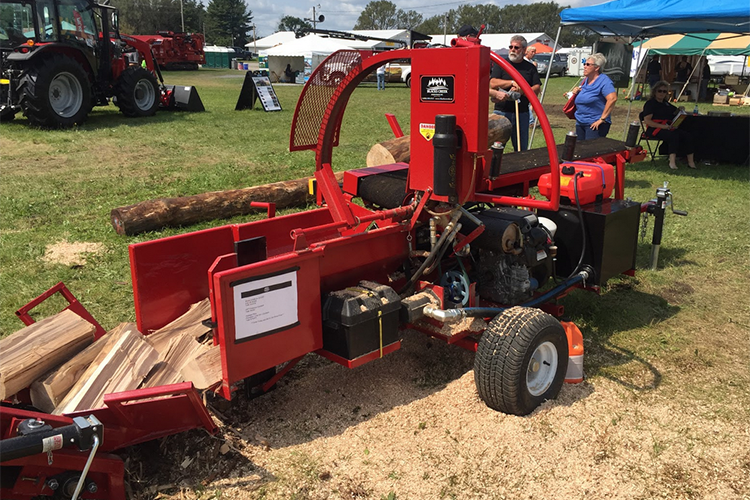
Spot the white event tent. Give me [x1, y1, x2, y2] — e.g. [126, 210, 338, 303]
[260, 34, 354, 83]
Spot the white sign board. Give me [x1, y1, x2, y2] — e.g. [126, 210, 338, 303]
[232, 269, 298, 341]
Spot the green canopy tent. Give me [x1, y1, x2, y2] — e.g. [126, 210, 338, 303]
[635, 33, 750, 100]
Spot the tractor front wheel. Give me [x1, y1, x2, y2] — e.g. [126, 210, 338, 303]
[114, 67, 159, 117]
[474, 306, 568, 416]
[19, 54, 92, 128]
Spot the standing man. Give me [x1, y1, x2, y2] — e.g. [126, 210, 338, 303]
[525, 46, 538, 127]
[675, 56, 692, 83]
[376, 64, 386, 91]
[646, 55, 661, 89]
[489, 35, 541, 152]
[699, 62, 711, 101]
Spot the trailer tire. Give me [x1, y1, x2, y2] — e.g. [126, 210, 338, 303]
[474, 306, 568, 416]
[114, 67, 159, 117]
[18, 54, 92, 128]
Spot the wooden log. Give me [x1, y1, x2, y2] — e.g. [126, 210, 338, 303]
[180, 345, 222, 391]
[146, 298, 212, 352]
[141, 334, 210, 388]
[111, 172, 345, 236]
[0, 310, 96, 401]
[30, 340, 105, 413]
[366, 114, 513, 167]
[53, 323, 159, 415]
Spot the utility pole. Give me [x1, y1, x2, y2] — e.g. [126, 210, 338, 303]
[179, 0, 184, 33]
[305, 5, 324, 30]
[253, 24, 257, 56]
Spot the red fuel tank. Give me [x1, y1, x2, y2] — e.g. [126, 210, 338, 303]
[538, 161, 614, 206]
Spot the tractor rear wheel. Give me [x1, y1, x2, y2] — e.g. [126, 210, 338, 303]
[474, 306, 568, 416]
[114, 67, 159, 117]
[18, 54, 92, 128]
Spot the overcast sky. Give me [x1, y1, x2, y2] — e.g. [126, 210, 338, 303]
[248, 0, 606, 39]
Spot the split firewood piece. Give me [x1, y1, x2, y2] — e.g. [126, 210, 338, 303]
[146, 298, 212, 354]
[141, 334, 210, 388]
[30, 340, 106, 413]
[53, 323, 158, 415]
[0, 309, 96, 401]
[181, 345, 222, 390]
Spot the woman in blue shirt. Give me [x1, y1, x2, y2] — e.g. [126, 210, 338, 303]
[571, 53, 617, 140]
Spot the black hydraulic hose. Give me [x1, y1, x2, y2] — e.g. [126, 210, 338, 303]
[453, 271, 588, 318]
[398, 215, 458, 296]
[567, 171, 587, 280]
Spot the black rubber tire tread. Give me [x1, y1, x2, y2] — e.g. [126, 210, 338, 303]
[405, 74, 411, 88]
[18, 54, 92, 128]
[114, 67, 159, 117]
[474, 306, 568, 416]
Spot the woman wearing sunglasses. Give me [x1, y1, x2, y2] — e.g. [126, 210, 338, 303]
[642, 80, 697, 170]
[570, 53, 617, 140]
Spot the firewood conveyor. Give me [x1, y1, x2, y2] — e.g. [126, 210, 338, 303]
[0, 31, 687, 499]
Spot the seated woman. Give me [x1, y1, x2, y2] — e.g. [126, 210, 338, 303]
[642, 80, 697, 170]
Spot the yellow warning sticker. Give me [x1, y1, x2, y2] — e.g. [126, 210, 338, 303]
[561, 177, 571, 187]
[420, 123, 435, 141]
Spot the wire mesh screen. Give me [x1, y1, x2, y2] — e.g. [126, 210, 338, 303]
[290, 50, 363, 151]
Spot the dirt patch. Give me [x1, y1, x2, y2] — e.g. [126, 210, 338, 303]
[43, 241, 105, 266]
[660, 281, 696, 305]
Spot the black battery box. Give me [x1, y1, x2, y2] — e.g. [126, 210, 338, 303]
[322, 281, 401, 360]
[538, 198, 640, 285]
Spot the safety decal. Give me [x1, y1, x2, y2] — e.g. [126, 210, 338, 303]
[419, 123, 435, 141]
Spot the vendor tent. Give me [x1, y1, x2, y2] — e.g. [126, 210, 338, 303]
[559, 0, 750, 37]
[260, 34, 354, 83]
[636, 33, 750, 55]
[529, 0, 750, 146]
[531, 42, 554, 53]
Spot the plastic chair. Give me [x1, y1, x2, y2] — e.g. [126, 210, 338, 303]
[638, 111, 664, 162]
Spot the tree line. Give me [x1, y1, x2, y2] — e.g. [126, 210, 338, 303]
[352, 0, 596, 48]
[110, 0, 594, 50]
[111, 0, 252, 47]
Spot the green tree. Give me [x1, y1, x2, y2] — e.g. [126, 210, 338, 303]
[396, 10, 423, 30]
[354, 0, 421, 30]
[205, 0, 252, 46]
[112, 0, 204, 34]
[277, 15, 311, 33]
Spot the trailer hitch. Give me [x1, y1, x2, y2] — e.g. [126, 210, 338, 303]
[641, 182, 687, 270]
[0, 415, 102, 499]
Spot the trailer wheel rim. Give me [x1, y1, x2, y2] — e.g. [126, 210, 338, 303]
[133, 79, 156, 110]
[526, 341, 558, 396]
[49, 72, 83, 118]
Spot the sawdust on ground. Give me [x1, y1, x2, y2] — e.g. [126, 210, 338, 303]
[128, 326, 749, 500]
[43, 241, 105, 266]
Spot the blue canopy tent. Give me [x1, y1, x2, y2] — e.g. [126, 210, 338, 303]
[529, 0, 750, 144]
[559, 0, 750, 38]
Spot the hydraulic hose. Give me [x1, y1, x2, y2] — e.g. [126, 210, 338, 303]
[423, 268, 591, 322]
[399, 210, 461, 296]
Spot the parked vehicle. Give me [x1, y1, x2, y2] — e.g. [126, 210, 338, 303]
[365, 60, 412, 87]
[535, 53, 567, 77]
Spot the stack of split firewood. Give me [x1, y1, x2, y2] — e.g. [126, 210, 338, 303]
[0, 300, 223, 415]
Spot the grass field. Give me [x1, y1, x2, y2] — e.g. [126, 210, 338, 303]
[1, 68, 749, 498]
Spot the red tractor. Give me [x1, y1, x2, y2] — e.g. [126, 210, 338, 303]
[0, 0, 165, 127]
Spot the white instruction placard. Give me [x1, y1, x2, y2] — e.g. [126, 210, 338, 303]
[232, 269, 298, 341]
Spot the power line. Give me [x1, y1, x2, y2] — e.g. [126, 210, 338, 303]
[324, 0, 480, 14]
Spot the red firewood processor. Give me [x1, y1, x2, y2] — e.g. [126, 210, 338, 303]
[1, 29, 687, 499]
